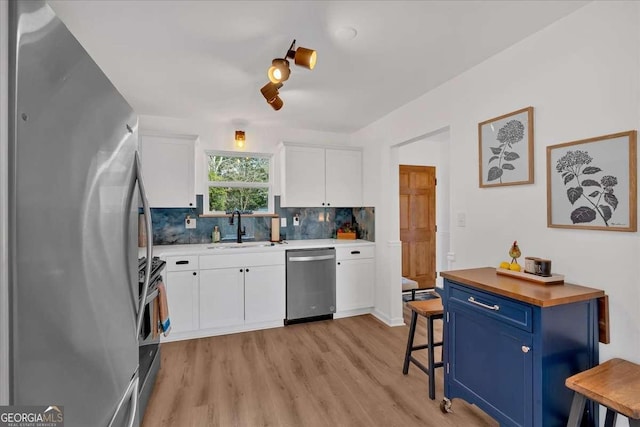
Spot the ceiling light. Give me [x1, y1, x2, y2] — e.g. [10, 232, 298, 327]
[269, 96, 284, 111]
[289, 46, 317, 70]
[235, 130, 245, 149]
[260, 39, 316, 111]
[268, 58, 291, 84]
[260, 82, 284, 110]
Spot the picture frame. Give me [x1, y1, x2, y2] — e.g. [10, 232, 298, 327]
[479, 106, 534, 188]
[547, 130, 637, 232]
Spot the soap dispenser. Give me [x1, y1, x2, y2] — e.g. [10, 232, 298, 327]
[212, 225, 221, 243]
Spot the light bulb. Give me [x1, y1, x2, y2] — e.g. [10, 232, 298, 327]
[267, 59, 290, 84]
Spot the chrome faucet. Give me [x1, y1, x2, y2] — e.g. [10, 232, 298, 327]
[229, 210, 244, 243]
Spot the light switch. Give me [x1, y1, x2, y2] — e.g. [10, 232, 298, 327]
[185, 216, 196, 229]
[456, 212, 466, 227]
[280, 217, 287, 227]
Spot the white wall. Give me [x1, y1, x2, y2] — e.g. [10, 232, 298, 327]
[353, 0, 640, 370]
[139, 115, 350, 200]
[0, 0, 10, 405]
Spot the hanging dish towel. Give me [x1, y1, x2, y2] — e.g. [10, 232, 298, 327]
[157, 281, 171, 336]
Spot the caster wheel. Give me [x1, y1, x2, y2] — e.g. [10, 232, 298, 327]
[440, 398, 452, 414]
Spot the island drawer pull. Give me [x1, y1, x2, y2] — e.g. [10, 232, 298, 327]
[468, 296, 500, 311]
[350, 250, 361, 255]
[176, 260, 189, 265]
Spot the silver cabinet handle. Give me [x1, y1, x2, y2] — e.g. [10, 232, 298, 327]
[522, 346, 530, 353]
[135, 151, 153, 338]
[468, 296, 499, 311]
[289, 255, 335, 262]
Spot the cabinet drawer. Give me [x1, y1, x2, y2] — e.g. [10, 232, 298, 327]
[200, 251, 285, 269]
[336, 246, 375, 260]
[165, 255, 199, 272]
[449, 283, 532, 332]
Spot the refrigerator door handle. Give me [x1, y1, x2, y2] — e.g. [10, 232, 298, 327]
[107, 373, 139, 427]
[135, 151, 153, 338]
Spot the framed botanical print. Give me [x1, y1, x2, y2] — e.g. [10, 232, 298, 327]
[479, 106, 534, 188]
[547, 130, 637, 231]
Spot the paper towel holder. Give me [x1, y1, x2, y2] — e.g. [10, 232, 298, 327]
[270, 217, 281, 242]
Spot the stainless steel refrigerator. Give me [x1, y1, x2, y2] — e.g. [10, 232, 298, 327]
[8, 1, 153, 426]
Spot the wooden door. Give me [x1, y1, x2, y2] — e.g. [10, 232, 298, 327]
[399, 165, 436, 288]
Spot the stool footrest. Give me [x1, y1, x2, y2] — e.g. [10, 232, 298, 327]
[411, 342, 443, 352]
[409, 357, 444, 375]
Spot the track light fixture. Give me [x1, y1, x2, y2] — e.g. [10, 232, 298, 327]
[261, 39, 316, 110]
[260, 82, 284, 111]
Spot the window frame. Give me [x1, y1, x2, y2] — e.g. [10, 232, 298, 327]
[204, 150, 274, 214]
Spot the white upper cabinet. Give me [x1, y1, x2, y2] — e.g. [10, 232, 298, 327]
[139, 133, 196, 208]
[325, 148, 363, 207]
[279, 143, 362, 207]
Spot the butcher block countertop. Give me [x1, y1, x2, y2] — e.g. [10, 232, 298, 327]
[440, 267, 605, 308]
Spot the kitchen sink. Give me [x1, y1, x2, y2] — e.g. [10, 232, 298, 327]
[207, 242, 276, 250]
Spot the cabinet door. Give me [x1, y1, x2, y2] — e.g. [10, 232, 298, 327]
[325, 148, 362, 207]
[244, 265, 285, 323]
[165, 271, 198, 333]
[449, 302, 533, 427]
[336, 258, 374, 311]
[199, 268, 244, 328]
[140, 134, 195, 207]
[281, 145, 325, 207]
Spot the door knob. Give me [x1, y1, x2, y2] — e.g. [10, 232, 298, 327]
[521, 346, 530, 353]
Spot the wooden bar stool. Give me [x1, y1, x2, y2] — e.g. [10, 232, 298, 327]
[402, 298, 444, 400]
[565, 358, 640, 427]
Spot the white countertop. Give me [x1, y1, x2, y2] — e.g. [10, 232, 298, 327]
[144, 239, 374, 258]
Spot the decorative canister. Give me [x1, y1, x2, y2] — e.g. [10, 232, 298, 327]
[524, 257, 539, 274]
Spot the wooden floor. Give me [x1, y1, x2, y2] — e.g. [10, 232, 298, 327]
[142, 308, 498, 427]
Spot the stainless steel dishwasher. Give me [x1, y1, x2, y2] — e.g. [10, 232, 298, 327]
[285, 247, 336, 324]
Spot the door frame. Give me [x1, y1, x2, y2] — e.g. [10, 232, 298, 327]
[390, 127, 450, 313]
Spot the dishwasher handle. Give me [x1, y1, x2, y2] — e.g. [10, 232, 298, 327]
[288, 254, 336, 262]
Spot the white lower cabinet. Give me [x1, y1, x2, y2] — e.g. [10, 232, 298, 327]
[336, 246, 375, 312]
[161, 244, 375, 342]
[199, 268, 245, 329]
[165, 271, 199, 333]
[244, 265, 286, 323]
[199, 252, 285, 330]
[164, 254, 200, 334]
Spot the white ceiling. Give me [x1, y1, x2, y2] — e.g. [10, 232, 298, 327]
[48, 0, 588, 133]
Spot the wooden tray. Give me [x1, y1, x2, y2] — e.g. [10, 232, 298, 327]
[496, 268, 564, 285]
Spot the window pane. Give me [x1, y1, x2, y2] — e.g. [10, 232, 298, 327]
[208, 155, 269, 183]
[209, 186, 269, 212]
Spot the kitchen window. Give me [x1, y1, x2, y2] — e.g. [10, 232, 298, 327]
[205, 152, 272, 213]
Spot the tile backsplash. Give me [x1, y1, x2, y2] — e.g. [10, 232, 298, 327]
[146, 196, 375, 245]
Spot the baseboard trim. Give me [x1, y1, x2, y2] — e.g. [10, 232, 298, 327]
[160, 320, 285, 343]
[334, 307, 372, 319]
[371, 309, 405, 327]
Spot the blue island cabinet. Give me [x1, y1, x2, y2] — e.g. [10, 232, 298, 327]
[439, 268, 604, 427]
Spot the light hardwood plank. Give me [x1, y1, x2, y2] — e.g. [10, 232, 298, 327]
[142, 314, 498, 427]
